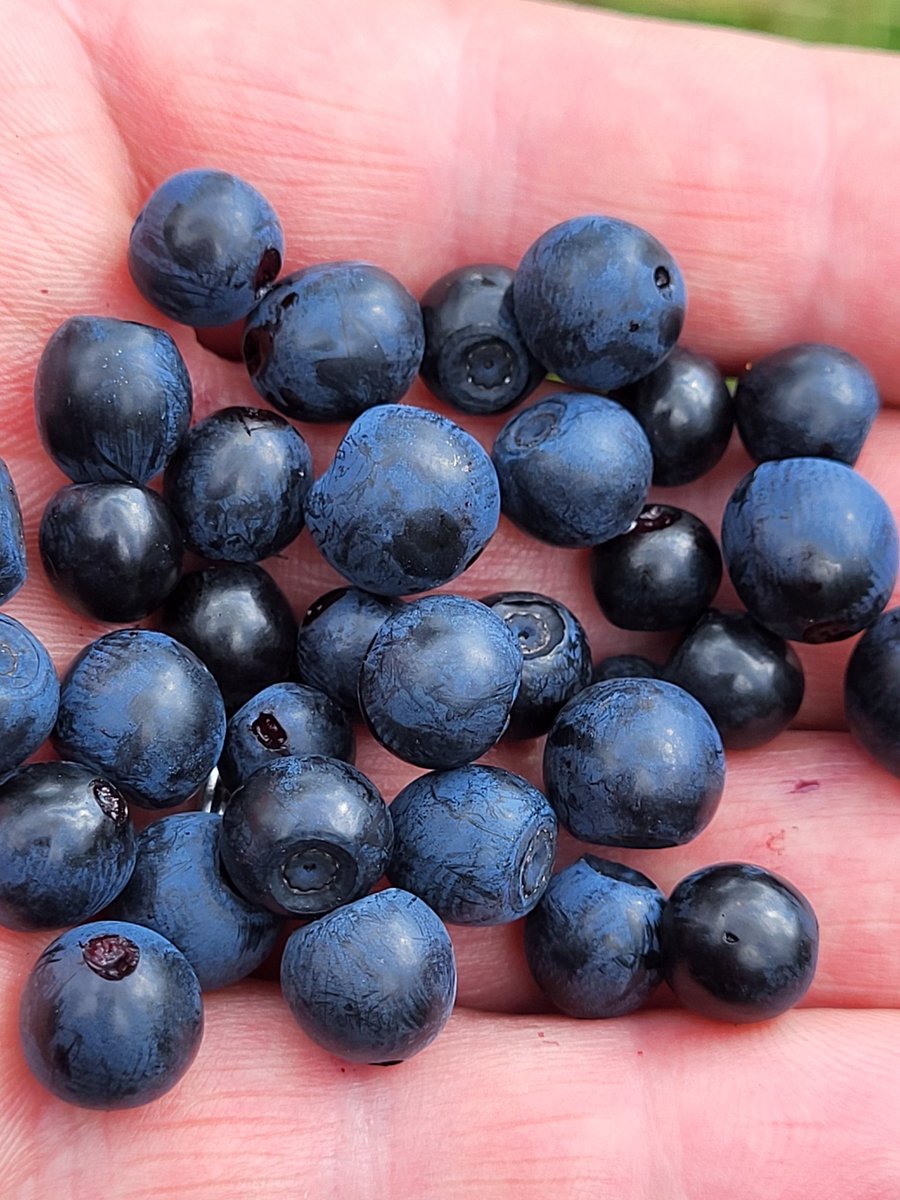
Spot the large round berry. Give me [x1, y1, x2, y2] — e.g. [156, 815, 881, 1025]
[845, 607, 900, 775]
[0, 615, 59, 779]
[0, 458, 25, 605]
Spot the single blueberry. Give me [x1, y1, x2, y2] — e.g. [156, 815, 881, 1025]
[53, 629, 226, 809]
[543, 678, 725, 848]
[107, 811, 281, 990]
[845, 607, 900, 776]
[164, 406, 312, 563]
[20, 921, 203, 1109]
[660, 863, 819, 1022]
[244, 261, 424, 422]
[306, 405, 500, 595]
[513, 214, 686, 391]
[0, 458, 26, 604]
[128, 169, 283, 326]
[721, 458, 898, 642]
[280, 888, 456, 1064]
[491, 393, 653, 547]
[592, 654, 661, 683]
[0, 615, 59, 779]
[359, 594, 522, 769]
[34, 316, 192, 484]
[524, 856, 664, 1018]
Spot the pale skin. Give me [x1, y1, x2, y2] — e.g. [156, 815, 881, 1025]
[0, 0, 899, 1195]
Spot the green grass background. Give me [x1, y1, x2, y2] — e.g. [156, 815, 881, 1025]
[575, 0, 900, 49]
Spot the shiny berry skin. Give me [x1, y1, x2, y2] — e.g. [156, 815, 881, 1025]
[128, 169, 283, 327]
[524, 856, 664, 1018]
[589, 504, 722, 631]
[845, 607, 900, 776]
[20, 921, 203, 1109]
[0, 615, 59, 779]
[220, 755, 392, 918]
[34, 316, 192, 484]
[280, 888, 456, 1065]
[543, 678, 725, 848]
[419, 263, 544, 415]
[481, 591, 592, 738]
[359, 595, 522, 769]
[40, 483, 183, 622]
[513, 214, 686, 392]
[592, 654, 660, 683]
[244, 262, 424, 422]
[660, 863, 819, 1022]
[492, 394, 652, 547]
[0, 458, 26, 604]
[721, 458, 898, 643]
[388, 765, 557, 925]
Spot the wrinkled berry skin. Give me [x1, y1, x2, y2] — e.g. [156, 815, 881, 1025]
[721, 458, 898, 643]
[244, 262, 424, 422]
[492, 394, 652, 547]
[40, 483, 183, 622]
[845, 607, 900, 775]
[482, 591, 592, 738]
[666, 609, 804, 749]
[280, 888, 456, 1064]
[388, 765, 557, 925]
[220, 755, 392, 918]
[661, 863, 819, 1022]
[0, 615, 59, 780]
[543, 678, 725, 848]
[54, 629, 226, 810]
[107, 812, 280, 990]
[0, 458, 26, 603]
[589, 504, 722, 631]
[219, 682, 355, 792]
[306, 405, 500, 595]
[513, 215, 686, 391]
[419, 264, 544, 415]
[735, 343, 878, 465]
[0, 762, 136, 932]
[617, 347, 732, 486]
[160, 564, 297, 712]
[34, 317, 192, 484]
[128, 169, 283, 327]
[359, 595, 522, 769]
[165, 406, 312, 563]
[296, 587, 403, 715]
[20, 921, 203, 1109]
[525, 856, 664, 1018]
[593, 654, 660, 683]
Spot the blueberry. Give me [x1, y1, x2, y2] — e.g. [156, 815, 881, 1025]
[306, 405, 500, 595]
[660, 863, 819, 1022]
[164, 406, 312, 563]
[296, 586, 403, 715]
[0, 458, 26, 604]
[388, 765, 557, 925]
[0, 615, 59, 779]
[20, 921, 203, 1109]
[592, 654, 660, 683]
[160, 563, 297, 712]
[524, 856, 664, 1018]
[512, 215, 686, 391]
[107, 812, 281, 990]
[34, 316, 192, 484]
[359, 594, 522, 769]
[589, 504, 722, 631]
[0, 762, 135, 931]
[54, 629, 226, 810]
[243, 262, 424, 422]
[491, 394, 652, 547]
[845, 607, 900, 776]
[280, 888, 456, 1064]
[721, 458, 898, 643]
[481, 591, 592, 738]
[666, 609, 804, 749]
[219, 681, 355, 792]
[543, 678, 725, 848]
[419, 264, 544, 415]
[220, 755, 392, 917]
[128, 169, 283, 327]
[40, 482, 183, 622]
[735, 343, 878, 465]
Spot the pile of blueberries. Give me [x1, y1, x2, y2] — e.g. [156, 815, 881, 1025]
[1, 168, 896, 1110]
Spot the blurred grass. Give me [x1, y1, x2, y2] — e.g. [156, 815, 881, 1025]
[574, 0, 900, 48]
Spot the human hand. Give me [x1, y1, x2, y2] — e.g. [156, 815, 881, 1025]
[1, 0, 898, 1194]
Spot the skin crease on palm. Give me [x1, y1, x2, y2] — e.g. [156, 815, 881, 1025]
[0, 0, 899, 1194]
